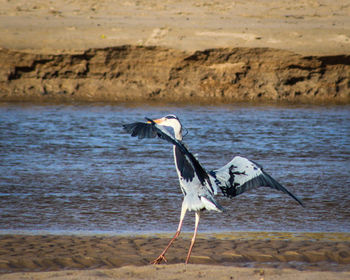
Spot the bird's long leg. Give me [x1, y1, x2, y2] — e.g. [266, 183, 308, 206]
[151, 202, 187, 264]
[185, 211, 200, 264]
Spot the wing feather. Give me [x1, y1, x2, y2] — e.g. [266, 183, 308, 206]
[210, 156, 304, 206]
[123, 118, 212, 189]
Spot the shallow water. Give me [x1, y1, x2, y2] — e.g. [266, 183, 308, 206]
[0, 104, 349, 234]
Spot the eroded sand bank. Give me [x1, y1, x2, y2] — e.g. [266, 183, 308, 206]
[1, 46, 349, 103]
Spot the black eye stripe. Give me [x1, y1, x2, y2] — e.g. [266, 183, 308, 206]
[165, 115, 178, 120]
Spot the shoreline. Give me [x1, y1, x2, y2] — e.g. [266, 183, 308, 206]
[1, 230, 350, 241]
[1, 232, 349, 275]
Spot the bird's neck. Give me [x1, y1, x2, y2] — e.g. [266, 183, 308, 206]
[174, 129, 183, 141]
[170, 121, 183, 141]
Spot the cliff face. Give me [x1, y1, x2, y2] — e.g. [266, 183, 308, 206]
[1, 46, 349, 103]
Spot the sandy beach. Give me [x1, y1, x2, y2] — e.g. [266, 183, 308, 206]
[0, 232, 350, 279]
[1, 0, 350, 55]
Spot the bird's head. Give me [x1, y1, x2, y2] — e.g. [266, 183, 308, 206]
[148, 114, 183, 140]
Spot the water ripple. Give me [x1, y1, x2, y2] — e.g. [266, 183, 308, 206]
[0, 104, 349, 233]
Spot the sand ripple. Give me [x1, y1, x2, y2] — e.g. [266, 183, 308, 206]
[0, 233, 349, 274]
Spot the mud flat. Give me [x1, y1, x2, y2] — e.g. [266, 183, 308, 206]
[0, 0, 349, 103]
[0, 232, 350, 279]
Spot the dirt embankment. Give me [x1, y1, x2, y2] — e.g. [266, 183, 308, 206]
[1, 46, 349, 104]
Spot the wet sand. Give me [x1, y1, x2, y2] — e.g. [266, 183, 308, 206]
[0, 232, 349, 279]
[1, 265, 350, 280]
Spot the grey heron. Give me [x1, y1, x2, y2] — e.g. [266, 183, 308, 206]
[123, 114, 303, 264]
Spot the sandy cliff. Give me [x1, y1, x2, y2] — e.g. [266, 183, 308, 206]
[1, 46, 349, 103]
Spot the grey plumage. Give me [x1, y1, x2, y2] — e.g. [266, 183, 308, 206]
[123, 115, 303, 264]
[209, 156, 304, 206]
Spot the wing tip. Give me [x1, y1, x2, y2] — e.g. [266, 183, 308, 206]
[262, 172, 304, 207]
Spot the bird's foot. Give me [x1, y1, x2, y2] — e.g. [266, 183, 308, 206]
[151, 254, 168, 264]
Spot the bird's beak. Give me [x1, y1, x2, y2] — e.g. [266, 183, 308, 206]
[147, 118, 163, 124]
[153, 118, 163, 124]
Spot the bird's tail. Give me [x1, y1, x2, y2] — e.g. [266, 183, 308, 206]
[200, 195, 225, 212]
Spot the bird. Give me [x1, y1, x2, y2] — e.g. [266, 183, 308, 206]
[122, 114, 303, 265]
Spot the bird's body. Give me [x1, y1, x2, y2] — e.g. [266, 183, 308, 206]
[173, 140, 223, 213]
[123, 114, 303, 264]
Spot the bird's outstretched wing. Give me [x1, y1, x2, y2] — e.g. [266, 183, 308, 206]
[123, 119, 177, 145]
[123, 118, 211, 188]
[209, 156, 304, 206]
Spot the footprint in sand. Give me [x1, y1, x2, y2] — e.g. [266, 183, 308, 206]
[196, 31, 260, 41]
[144, 27, 169, 45]
[331, 34, 350, 43]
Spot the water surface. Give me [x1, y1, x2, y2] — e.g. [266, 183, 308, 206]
[0, 104, 349, 234]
